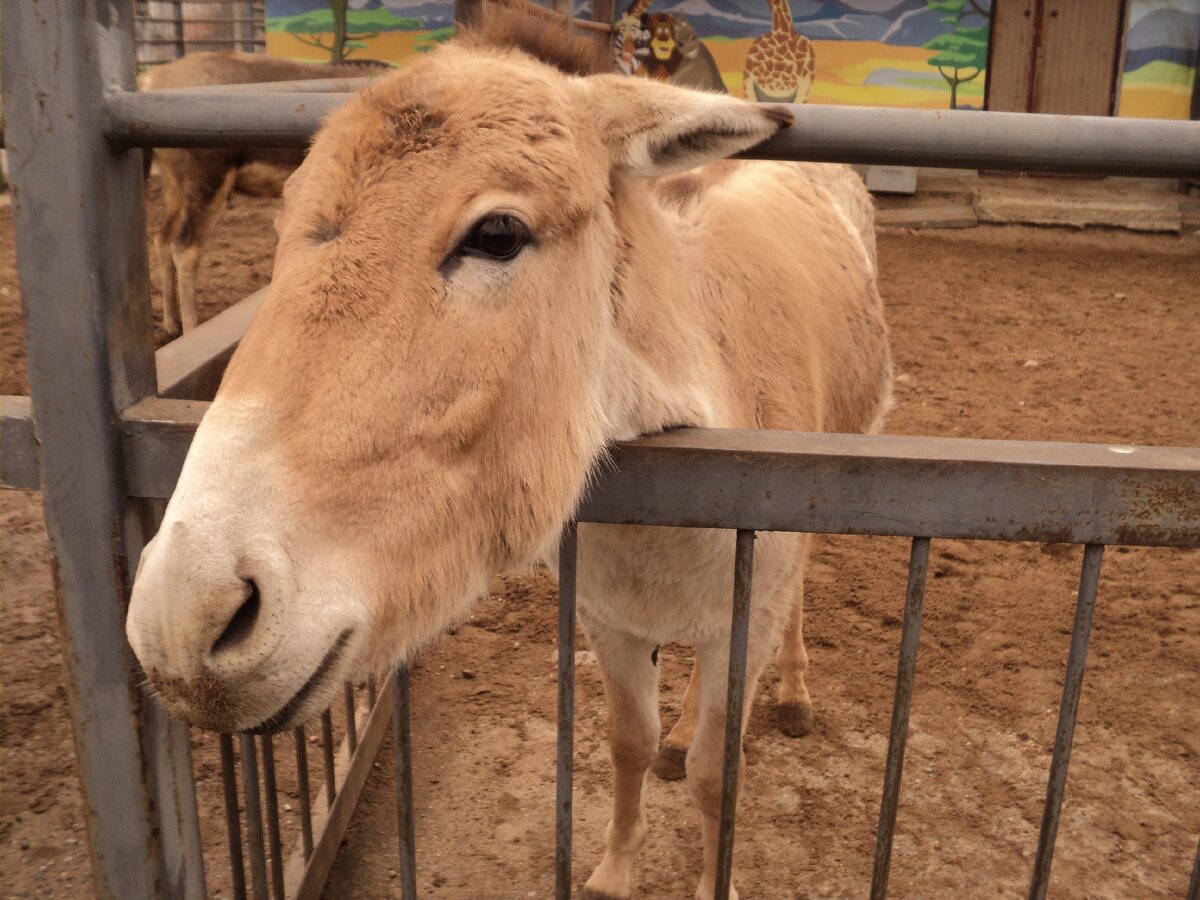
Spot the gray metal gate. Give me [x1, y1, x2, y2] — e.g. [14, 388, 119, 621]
[1, 2, 1198, 899]
[135, 0, 267, 67]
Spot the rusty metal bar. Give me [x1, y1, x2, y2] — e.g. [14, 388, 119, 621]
[367, 675, 378, 708]
[258, 734, 285, 900]
[292, 727, 314, 860]
[714, 530, 756, 899]
[321, 711, 337, 808]
[870, 536, 932, 899]
[393, 666, 418, 900]
[343, 683, 359, 756]
[220, 734, 248, 900]
[555, 524, 578, 900]
[239, 733, 269, 900]
[1029, 543, 1105, 900]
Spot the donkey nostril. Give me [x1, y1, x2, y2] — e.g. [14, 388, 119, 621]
[211, 579, 262, 656]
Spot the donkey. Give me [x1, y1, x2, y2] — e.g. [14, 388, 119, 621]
[126, 14, 891, 899]
[141, 52, 389, 336]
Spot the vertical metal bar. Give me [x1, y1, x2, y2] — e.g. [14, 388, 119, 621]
[2, 3, 204, 897]
[1029, 543, 1105, 900]
[393, 666, 418, 900]
[714, 529, 756, 900]
[172, 0, 185, 57]
[321, 710, 337, 808]
[220, 734, 248, 900]
[1188, 830, 1200, 900]
[555, 524, 578, 900]
[870, 535, 932, 900]
[239, 0, 256, 51]
[238, 733, 269, 900]
[258, 735, 285, 900]
[292, 727, 314, 859]
[367, 675, 378, 708]
[343, 682, 359, 755]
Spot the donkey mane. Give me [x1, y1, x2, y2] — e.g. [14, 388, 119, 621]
[458, 2, 610, 76]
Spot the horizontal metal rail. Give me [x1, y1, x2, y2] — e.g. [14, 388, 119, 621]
[102, 90, 1200, 178]
[154, 77, 380, 94]
[5, 402, 1197, 546]
[156, 287, 266, 400]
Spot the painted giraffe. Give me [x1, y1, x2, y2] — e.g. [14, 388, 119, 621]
[743, 0, 815, 104]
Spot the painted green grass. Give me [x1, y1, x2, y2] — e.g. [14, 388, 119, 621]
[1122, 60, 1196, 87]
[267, 7, 422, 33]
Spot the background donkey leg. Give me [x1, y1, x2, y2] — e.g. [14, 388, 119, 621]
[154, 158, 185, 337]
[687, 634, 774, 900]
[775, 539, 815, 737]
[583, 622, 662, 900]
[172, 163, 237, 333]
[653, 654, 702, 781]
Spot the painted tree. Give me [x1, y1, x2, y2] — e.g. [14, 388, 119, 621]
[924, 0, 990, 110]
[282, 0, 379, 61]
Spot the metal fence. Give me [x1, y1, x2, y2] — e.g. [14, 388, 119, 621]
[135, 0, 266, 67]
[1, 2, 1199, 899]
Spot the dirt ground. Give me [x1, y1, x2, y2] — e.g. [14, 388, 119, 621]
[1, 179, 1198, 899]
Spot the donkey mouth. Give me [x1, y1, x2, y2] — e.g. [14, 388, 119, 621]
[246, 628, 354, 734]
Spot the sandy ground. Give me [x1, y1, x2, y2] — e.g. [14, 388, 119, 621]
[1, 180, 1198, 899]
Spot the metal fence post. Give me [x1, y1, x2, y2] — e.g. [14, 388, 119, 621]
[1, 1, 204, 896]
[555, 523, 579, 900]
[1029, 543, 1105, 899]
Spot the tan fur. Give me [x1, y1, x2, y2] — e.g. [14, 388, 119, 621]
[128, 15, 891, 899]
[141, 52, 390, 336]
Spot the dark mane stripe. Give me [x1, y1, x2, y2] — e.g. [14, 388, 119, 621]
[458, 1, 610, 76]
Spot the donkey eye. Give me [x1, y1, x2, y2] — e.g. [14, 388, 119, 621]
[460, 214, 530, 261]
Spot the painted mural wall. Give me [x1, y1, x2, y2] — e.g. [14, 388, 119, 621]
[265, 0, 1198, 118]
[1118, 0, 1199, 119]
[610, 0, 992, 109]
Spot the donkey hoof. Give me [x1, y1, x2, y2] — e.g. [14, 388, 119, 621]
[776, 702, 814, 737]
[582, 887, 628, 900]
[652, 744, 688, 781]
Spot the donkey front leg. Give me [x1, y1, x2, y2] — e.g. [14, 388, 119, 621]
[687, 638, 773, 900]
[584, 623, 662, 900]
[775, 552, 815, 737]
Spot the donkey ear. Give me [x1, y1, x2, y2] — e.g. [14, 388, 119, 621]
[583, 75, 792, 178]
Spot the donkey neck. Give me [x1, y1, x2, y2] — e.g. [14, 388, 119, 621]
[598, 177, 731, 442]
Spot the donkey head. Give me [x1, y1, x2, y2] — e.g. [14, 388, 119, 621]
[126, 21, 790, 733]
